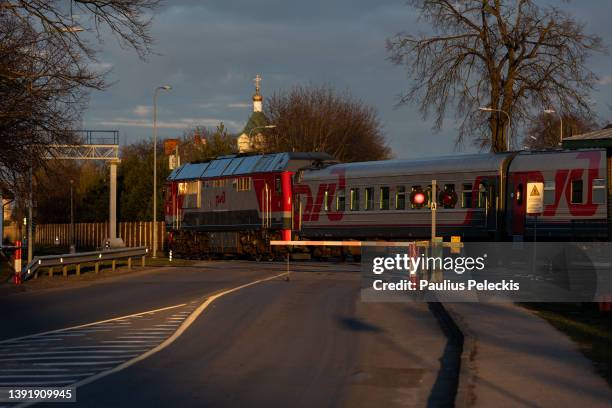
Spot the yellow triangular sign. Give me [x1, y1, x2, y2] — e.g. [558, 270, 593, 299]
[530, 185, 540, 197]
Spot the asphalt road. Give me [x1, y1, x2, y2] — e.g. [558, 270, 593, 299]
[0, 261, 450, 407]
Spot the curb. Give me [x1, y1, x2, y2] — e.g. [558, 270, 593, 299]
[443, 303, 478, 408]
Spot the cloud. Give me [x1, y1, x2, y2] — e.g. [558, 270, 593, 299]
[132, 105, 152, 117]
[89, 62, 113, 73]
[598, 75, 612, 86]
[227, 103, 250, 108]
[96, 117, 242, 131]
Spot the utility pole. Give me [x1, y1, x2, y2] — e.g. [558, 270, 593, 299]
[70, 179, 75, 253]
[152, 85, 171, 258]
[27, 166, 33, 263]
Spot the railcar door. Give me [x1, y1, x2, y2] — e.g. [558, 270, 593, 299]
[510, 173, 527, 236]
[485, 179, 497, 232]
[293, 196, 302, 231]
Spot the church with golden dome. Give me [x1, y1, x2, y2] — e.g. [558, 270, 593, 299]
[237, 74, 271, 153]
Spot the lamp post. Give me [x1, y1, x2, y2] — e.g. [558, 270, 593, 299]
[479, 107, 511, 151]
[152, 85, 171, 258]
[70, 179, 75, 253]
[249, 125, 277, 152]
[544, 109, 563, 145]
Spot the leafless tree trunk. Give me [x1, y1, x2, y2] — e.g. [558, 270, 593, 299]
[0, 0, 160, 192]
[387, 0, 606, 152]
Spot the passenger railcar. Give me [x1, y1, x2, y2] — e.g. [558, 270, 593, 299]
[295, 149, 609, 241]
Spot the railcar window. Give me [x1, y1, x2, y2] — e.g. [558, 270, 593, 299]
[365, 187, 374, 210]
[211, 179, 226, 188]
[275, 176, 282, 194]
[516, 184, 523, 205]
[395, 186, 406, 210]
[544, 181, 555, 205]
[181, 181, 201, 209]
[593, 178, 605, 204]
[571, 179, 583, 204]
[336, 189, 346, 211]
[441, 184, 457, 209]
[462, 184, 472, 208]
[426, 185, 435, 208]
[350, 188, 360, 211]
[478, 184, 487, 208]
[323, 190, 330, 211]
[380, 187, 390, 210]
[234, 177, 251, 191]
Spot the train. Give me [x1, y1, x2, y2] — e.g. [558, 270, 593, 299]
[164, 149, 611, 259]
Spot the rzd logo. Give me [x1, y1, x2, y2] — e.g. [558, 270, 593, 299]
[215, 191, 225, 206]
[294, 168, 345, 222]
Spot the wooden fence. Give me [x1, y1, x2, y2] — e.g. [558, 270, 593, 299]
[34, 221, 166, 252]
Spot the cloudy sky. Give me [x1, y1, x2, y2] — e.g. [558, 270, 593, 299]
[83, 0, 612, 159]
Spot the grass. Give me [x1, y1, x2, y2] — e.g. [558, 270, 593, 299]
[525, 303, 612, 387]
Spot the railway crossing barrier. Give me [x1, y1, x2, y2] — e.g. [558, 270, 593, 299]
[269, 239, 463, 282]
[19, 246, 149, 282]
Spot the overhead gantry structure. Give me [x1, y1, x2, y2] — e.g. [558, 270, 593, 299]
[43, 130, 123, 248]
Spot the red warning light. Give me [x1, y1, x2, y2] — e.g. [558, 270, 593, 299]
[413, 192, 425, 205]
[410, 190, 426, 208]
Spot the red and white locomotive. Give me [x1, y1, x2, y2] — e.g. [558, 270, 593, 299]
[165, 149, 611, 258]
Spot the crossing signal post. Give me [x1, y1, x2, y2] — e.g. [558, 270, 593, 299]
[431, 180, 437, 243]
[13, 240, 22, 285]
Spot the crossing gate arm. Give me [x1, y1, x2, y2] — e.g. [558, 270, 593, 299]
[269, 240, 463, 248]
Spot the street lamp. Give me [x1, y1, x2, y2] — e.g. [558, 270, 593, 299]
[479, 107, 511, 151]
[249, 125, 277, 152]
[70, 180, 75, 253]
[544, 109, 563, 145]
[152, 85, 171, 258]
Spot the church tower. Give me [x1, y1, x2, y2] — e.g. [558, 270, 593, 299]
[237, 74, 269, 153]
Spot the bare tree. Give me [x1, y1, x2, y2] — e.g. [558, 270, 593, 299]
[523, 112, 597, 149]
[0, 0, 160, 192]
[264, 85, 390, 162]
[387, 0, 606, 152]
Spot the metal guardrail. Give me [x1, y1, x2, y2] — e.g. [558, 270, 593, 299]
[21, 246, 149, 281]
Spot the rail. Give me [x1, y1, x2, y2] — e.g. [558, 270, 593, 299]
[21, 246, 149, 281]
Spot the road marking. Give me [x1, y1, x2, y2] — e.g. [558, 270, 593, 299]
[0, 369, 71, 372]
[12, 273, 286, 408]
[34, 361, 124, 366]
[0, 350, 145, 356]
[0, 303, 187, 346]
[115, 336, 165, 339]
[52, 345, 149, 349]
[66, 273, 287, 385]
[0, 374, 95, 378]
[0, 355, 138, 362]
[0, 381, 79, 386]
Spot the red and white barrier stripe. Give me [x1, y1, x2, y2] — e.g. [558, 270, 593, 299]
[13, 240, 22, 285]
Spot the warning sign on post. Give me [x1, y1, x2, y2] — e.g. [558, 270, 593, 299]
[526, 182, 544, 214]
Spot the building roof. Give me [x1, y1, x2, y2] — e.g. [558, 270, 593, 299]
[562, 127, 612, 148]
[241, 111, 268, 136]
